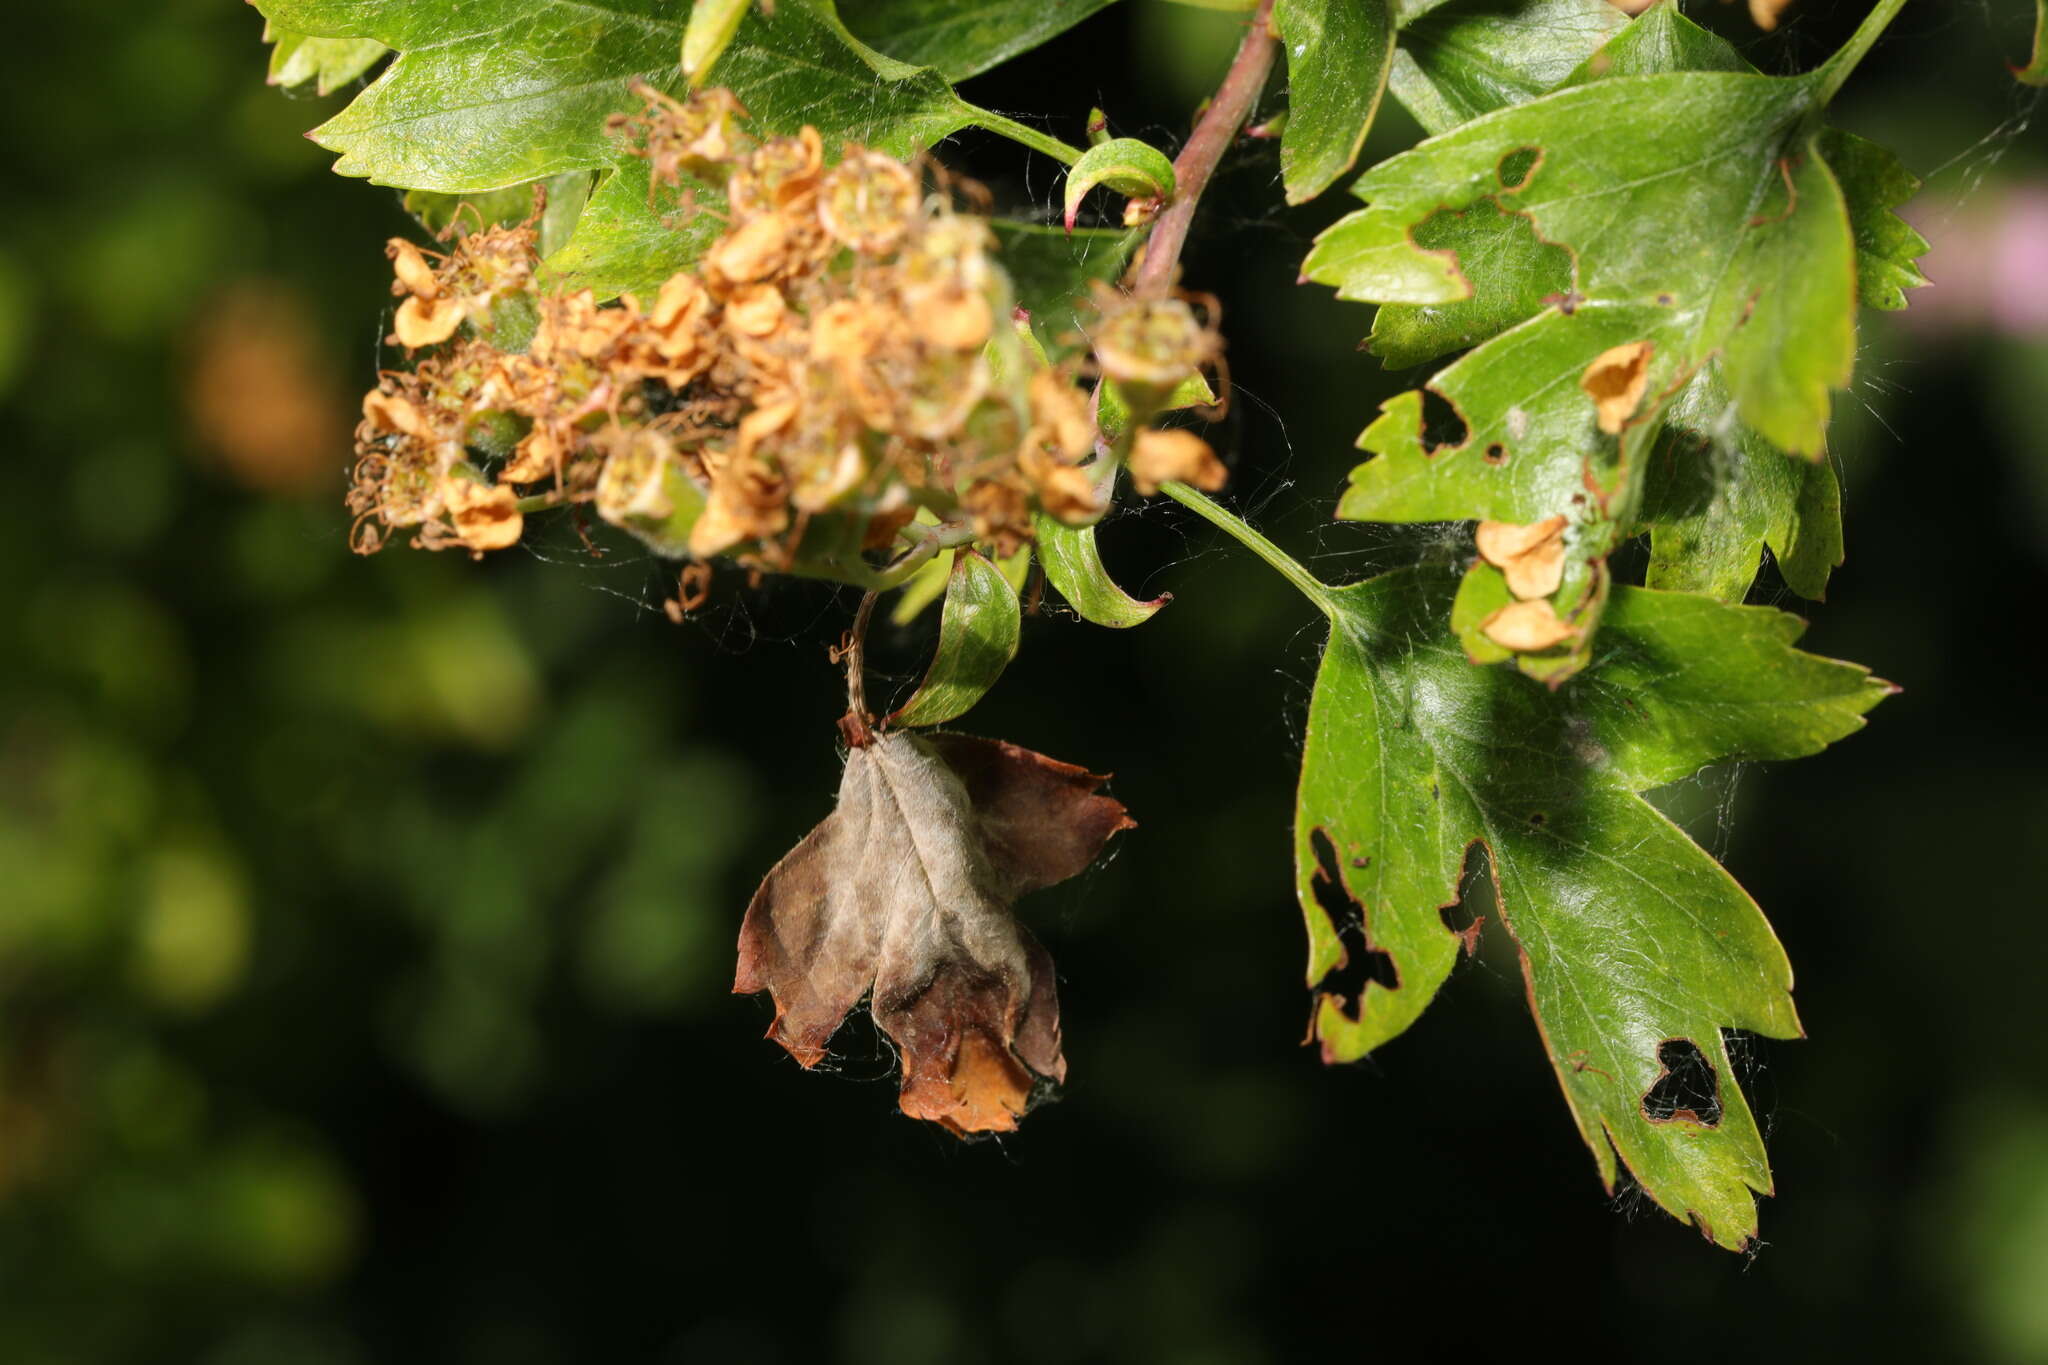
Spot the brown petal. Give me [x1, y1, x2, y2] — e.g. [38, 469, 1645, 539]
[1129, 428, 1226, 497]
[393, 294, 465, 349]
[441, 476, 524, 552]
[1580, 339, 1654, 435]
[387, 238, 441, 299]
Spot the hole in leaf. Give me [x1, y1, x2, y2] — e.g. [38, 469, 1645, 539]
[1419, 389, 1468, 454]
[1641, 1038, 1723, 1127]
[1308, 828, 1397, 1019]
[1484, 442, 1506, 464]
[1527, 811, 1546, 826]
[1438, 899, 1484, 956]
[1497, 146, 1541, 191]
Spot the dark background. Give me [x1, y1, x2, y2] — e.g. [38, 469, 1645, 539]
[3, 0, 2045, 1360]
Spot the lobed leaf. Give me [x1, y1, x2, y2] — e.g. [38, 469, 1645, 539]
[1294, 565, 1888, 1247]
[265, 24, 388, 95]
[1273, 0, 1396, 204]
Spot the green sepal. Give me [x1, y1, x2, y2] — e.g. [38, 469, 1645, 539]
[888, 550, 1022, 727]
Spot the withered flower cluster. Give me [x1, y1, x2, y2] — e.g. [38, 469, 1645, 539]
[348, 85, 1226, 573]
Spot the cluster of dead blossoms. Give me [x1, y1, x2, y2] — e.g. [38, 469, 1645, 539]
[347, 85, 1226, 576]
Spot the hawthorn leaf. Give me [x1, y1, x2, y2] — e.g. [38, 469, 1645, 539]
[1821, 128, 1929, 312]
[1642, 366, 1842, 602]
[1063, 138, 1176, 231]
[1273, 0, 1396, 204]
[735, 731, 1132, 1134]
[843, 0, 1119, 82]
[1035, 514, 1169, 628]
[255, 0, 1076, 195]
[992, 220, 1140, 357]
[542, 159, 724, 300]
[2019, 0, 2048, 85]
[1385, 0, 1626, 136]
[890, 550, 1022, 728]
[265, 24, 388, 95]
[1295, 565, 1889, 1247]
[682, 0, 751, 85]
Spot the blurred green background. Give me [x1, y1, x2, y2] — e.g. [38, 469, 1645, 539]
[3, 0, 2045, 1360]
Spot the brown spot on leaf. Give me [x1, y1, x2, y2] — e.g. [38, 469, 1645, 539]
[734, 732, 1131, 1136]
[1480, 598, 1578, 653]
[1580, 339, 1654, 435]
[1475, 515, 1567, 601]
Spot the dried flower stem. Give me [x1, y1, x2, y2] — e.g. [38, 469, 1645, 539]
[1133, 0, 1278, 298]
[839, 588, 880, 747]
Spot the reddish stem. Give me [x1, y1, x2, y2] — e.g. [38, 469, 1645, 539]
[1133, 0, 1279, 298]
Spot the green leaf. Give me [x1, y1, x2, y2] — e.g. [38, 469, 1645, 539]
[682, 0, 752, 85]
[843, 0, 1119, 82]
[1063, 138, 1176, 231]
[256, 0, 1078, 195]
[1386, 0, 1626, 137]
[265, 23, 387, 96]
[1035, 515, 1168, 628]
[1296, 565, 1888, 1248]
[992, 220, 1140, 358]
[1821, 128, 1929, 311]
[542, 160, 724, 301]
[1273, 0, 1396, 204]
[1642, 366, 1843, 602]
[889, 551, 1022, 727]
[2017, 0, 2048, 85]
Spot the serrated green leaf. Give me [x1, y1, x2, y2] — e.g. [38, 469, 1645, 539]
[1296, 565, 1888, 1248]
[1311, 71, 1854, 460]
[1642, 365, 1842, 602]
[843, 0, 1119, 82]
[1063, 138, 1176, 230]
[256, 0, 1077, 197]
[265, 23, 388, 96]
[1274, 0, 1395, 204]
[1035, 514, 1168, 627]
[1386, 0, 1626, 137]
[889, 551, 1022, 727]
[1821, 128, 1929, 311]
[1364, 197, 1570, 368]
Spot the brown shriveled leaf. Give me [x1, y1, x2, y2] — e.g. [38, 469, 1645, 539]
[734, 731, 1132, 1135]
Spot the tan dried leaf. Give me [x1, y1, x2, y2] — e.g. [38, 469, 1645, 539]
[1481, 598, 1579, 653]
[734, 732, 1133, 1135]
[1475, 514, 1568, 601]
[1580, 339, 1655, 435]
[1130, 427, 1227, 497]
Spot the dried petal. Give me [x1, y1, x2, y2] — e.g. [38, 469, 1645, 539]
[387, 238, 441, 299]
[1581, 339, 1654, 435]
[393, 294, 466, 349]
[1749, 0, 1793, 31]
[723, 282, 787, 338]
[1481, 598, 1579, 652]
[1475, 514, 1568, 600]
[1130, 427, 1226, 496]
[442, 475, 524, 552]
